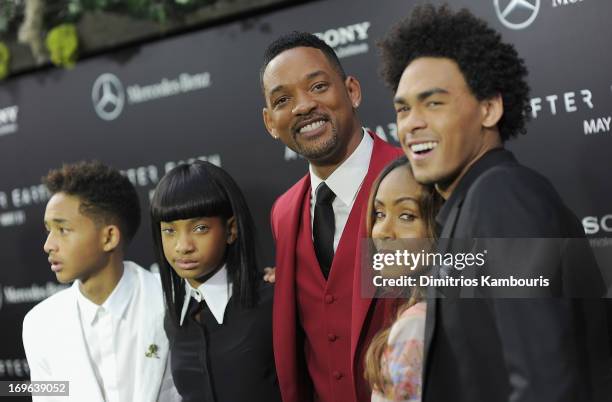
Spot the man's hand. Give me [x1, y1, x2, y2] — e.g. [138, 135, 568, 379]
[263, 267, 276, 283]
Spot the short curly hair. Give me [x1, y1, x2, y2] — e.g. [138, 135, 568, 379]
[379, 4, 531, 141]
[43, 161, 141, 244]
[260, 31, 346, 93]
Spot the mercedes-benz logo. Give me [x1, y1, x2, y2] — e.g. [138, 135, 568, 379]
[92, 73, 125, 121]
[494, 0, 540, 30]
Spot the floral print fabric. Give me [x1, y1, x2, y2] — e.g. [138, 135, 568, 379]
[372, 301, 426, 402]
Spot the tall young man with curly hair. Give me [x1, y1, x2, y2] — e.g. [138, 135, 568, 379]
[22, 161, 180, 402]
[379, 5, 610, 402]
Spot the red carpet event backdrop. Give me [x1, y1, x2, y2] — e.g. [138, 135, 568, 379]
[0, 0, 610, 382]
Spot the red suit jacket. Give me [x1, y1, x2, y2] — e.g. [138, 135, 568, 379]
[271, 132, 402, 402]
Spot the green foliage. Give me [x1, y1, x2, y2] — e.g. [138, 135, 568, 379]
[0, 0, 220, 75]
[69, 0, 216, 21]
[126, 0, 153, 15]
[0, 15, 7, 33]
[0, 41, 9, 80]
[1, 0, 218, 35]
[148, 4, 167, 24]
[0, 0, 19, 34]
[45, 24, 79, 69]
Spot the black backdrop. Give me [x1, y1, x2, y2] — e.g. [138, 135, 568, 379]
[1, 0, 611, 384]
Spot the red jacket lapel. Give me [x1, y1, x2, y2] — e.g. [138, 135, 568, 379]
[271, 175, 313, 402]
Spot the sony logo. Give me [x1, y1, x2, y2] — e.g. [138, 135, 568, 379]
[314, 22, 370, 48]
[583, 214, 612, 235]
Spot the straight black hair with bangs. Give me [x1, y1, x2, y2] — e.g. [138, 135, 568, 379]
[150, 161, 259, 328]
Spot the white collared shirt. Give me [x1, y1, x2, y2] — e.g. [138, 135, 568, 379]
[179, 265, 232, 326]
[76, 263, 137, 402]
[309, 128, 373, 251]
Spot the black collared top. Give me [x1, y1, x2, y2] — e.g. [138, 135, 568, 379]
[166, 281, 281, 402]
[435, 147, 513, 235]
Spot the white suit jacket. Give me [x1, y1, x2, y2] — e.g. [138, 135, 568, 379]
[22, 261, 181, 402]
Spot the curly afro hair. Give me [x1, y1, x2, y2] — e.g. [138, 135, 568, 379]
[43, 161, 141, 244]
[379, 4, 531, 142]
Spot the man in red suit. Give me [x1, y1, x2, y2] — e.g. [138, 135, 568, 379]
[261, 32, 402, 402]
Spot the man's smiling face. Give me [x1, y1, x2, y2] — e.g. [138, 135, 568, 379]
[262, 46, 361, 165]
[395, 57, 496, 193]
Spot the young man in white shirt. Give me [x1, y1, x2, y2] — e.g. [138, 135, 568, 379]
[22, 161, 180, 402]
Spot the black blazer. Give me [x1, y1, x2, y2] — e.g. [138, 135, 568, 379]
[422, 149, 612, 402]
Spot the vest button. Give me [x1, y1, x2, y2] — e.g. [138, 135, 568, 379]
[333, 371, 343, 380]
[327, 333, 337, 342]
[324, 294, 335, 304]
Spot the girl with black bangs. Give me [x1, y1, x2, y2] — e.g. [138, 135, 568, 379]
[150, 161, 281, 402]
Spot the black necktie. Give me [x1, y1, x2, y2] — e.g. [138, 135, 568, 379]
[313, 182, 336, 279]
[187, 295, 205, 323]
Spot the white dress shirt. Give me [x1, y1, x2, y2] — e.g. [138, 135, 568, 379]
[180, 265, 232, 326]
[24, 261, 180, 402]
[309, 128, 373, 251]
[76, 264, 137, 402]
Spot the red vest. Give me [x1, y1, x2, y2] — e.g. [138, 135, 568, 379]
[295, 178, 360, 402]
[272, 133, 403, 402]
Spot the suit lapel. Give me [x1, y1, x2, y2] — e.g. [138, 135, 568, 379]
[132, 267, 169, 402]
[273, 176, 311, 401]
[274, 175, 309, 314]
[422, 201, 461, 392]
[424, 150, 518, 396]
